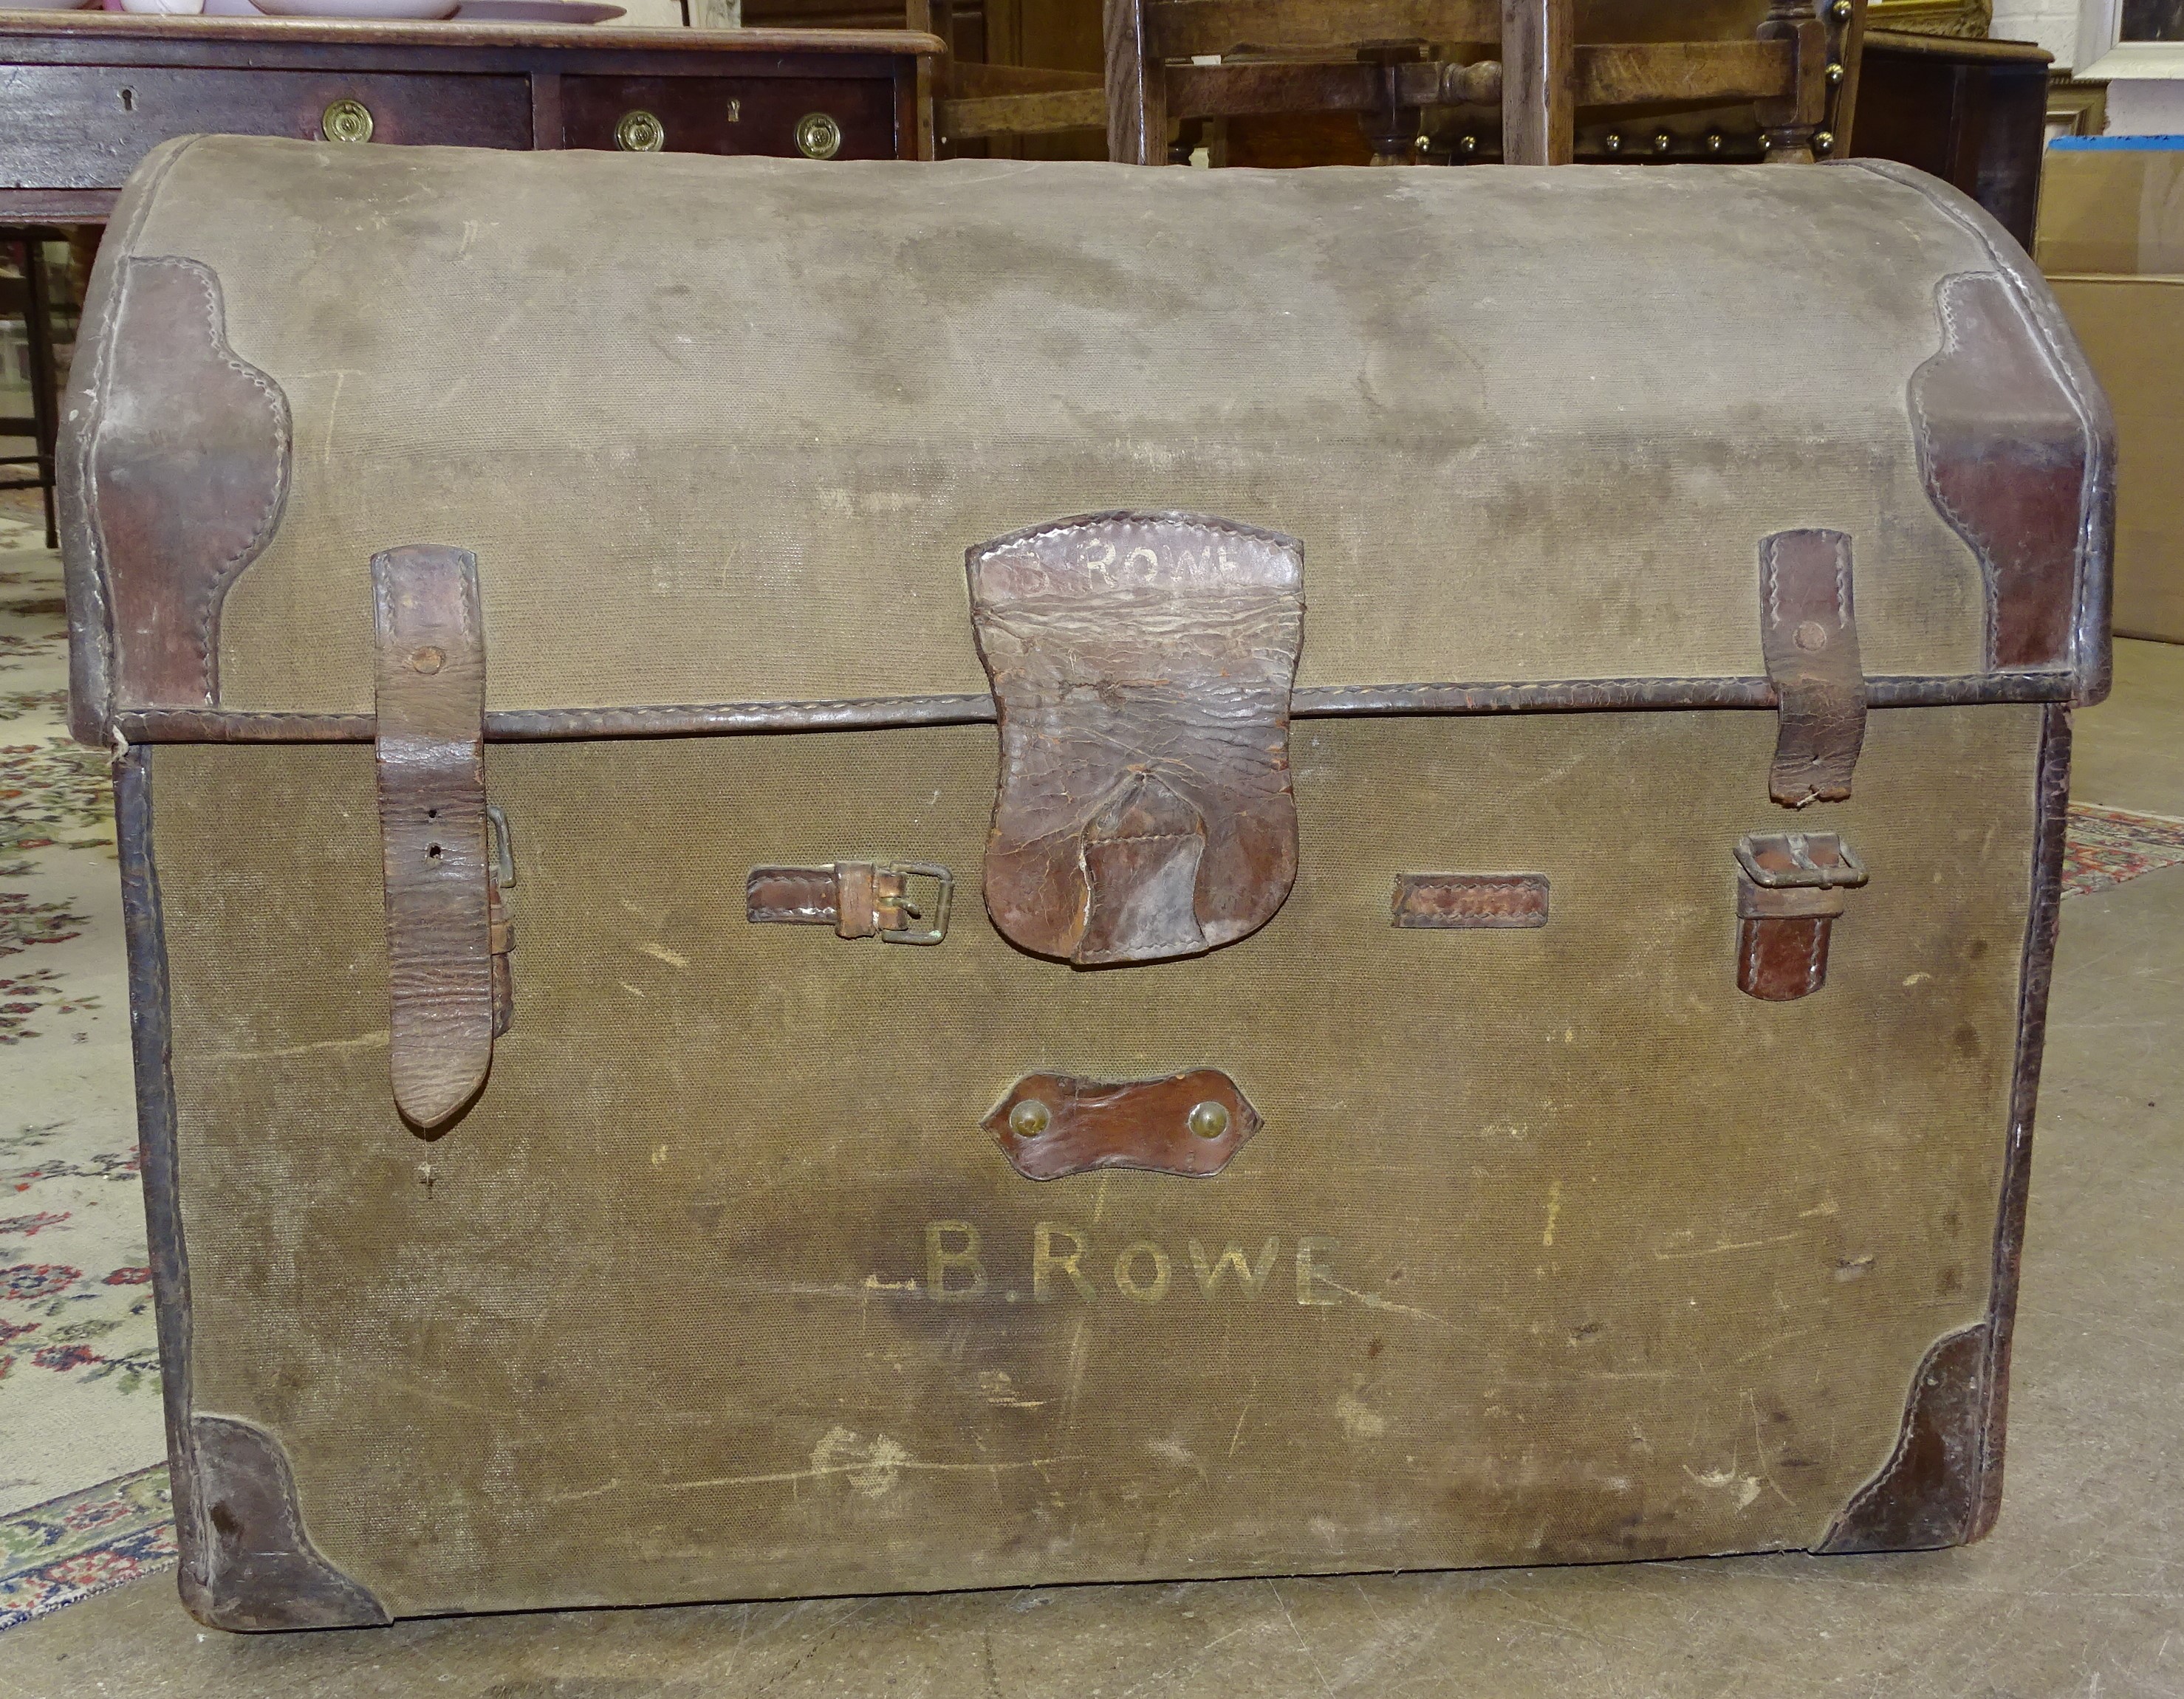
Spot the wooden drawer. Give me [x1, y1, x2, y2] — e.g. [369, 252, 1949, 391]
[0, 66, 532, 190]
[558, 75, 897, 159]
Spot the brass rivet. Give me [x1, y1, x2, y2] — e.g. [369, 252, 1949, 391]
[1603, 131, 1623, 154]
[1009, 1099, 1051, 1139]
[1705, 131, 1725, 154]
[1459, 134, 1478, 156]
[1187, 1100, 1230, 1140]
[796, 111, 844, 160]
[1793, 620, 1829, 653]
[321, 98, 373, 145]
[1652, 131, 1672, 154]
[409, 645, 445, 675]
[615, 110, 665, 153]
[1814, 129, 1836, 156]
[1830, 0, 1853, 20]
[1827, 61, 1845, 86]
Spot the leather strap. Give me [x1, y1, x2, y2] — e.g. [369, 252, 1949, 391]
[1761, 528, 1866, 807]
[1392, 873, 1549, 929]
[968, 512, 1305, 966]
[374, 545, 492, 1130]
[747, 864, 910, 940]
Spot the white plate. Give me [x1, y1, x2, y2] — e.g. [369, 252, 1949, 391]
[451, 0, 623, 19]
[253, 0, 458, 16]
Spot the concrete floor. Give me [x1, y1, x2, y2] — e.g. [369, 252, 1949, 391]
[4, 645, 2180, 1699]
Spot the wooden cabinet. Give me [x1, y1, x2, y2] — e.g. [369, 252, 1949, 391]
[0, 16, 936, 224]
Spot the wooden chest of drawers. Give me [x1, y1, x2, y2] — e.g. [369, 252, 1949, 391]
[0, 16, 937, 224]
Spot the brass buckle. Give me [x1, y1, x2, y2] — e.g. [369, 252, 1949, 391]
[1735, 831, 1868, 890]
[879, 862, 952, 946]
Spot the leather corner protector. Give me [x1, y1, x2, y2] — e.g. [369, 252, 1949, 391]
[178, 1414, 389, 1632]
[968, 512, 1304, 966]
[985, 1069, 1262, 1180]
[1911, 272, 2093, 675]
[1818, 1322, 1990, 1554]
[89, 255, 292, 715]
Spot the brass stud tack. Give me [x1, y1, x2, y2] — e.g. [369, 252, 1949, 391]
[1009, 1099, 1051, 1139]
[1705, 131, 1726, 154]
[1814, 129, 1835, 155]
[1603, 131, 1623, 154]
[1653, 131, 1672, 154]
[1188, 1100, 1231, 1140]
[1827, 61, 1845, 85]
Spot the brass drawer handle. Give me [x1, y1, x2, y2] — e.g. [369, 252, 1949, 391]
[321, 99, 374, 144]
[795, 111, 843, 159]
[615, 109, 665, 153]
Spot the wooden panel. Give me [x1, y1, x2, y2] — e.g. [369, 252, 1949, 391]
[0, 66, 530, 191]
[1575, 38, 1788, 105]
[940, 85, 1104, 134]
[559, 72, 897, 155]
[1851, 35, 2049, 250]
[1151, 0, 1499, 58]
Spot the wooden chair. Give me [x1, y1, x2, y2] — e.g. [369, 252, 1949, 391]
[0, 231, 63, 551]
[942, 0, 1864, 169]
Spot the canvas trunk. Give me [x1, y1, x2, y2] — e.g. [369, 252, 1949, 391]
[61, 135, 2111, 1630]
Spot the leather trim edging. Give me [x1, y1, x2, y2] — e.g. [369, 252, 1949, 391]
[1816, 701, 2071, 1551]
[109, 671, 2081, 746]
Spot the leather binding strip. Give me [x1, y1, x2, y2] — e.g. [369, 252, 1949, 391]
[105, 670, 2084, 746]
[968, 512, 1305, 966]
[1392, 872, 1548, 929]
[83, 255, 292, 720]
[374, 545, 493, 1131]
[1759, 528, 1864, 807]
[985, 1069, 1262, 1181]
[747, 863, 909, 940]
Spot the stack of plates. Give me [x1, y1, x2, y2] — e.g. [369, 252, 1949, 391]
[91, 0, 627, 19]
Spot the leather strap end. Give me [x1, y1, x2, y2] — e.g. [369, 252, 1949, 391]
[374, 544, 492, 1130]
[1760, 529, 1866, 808]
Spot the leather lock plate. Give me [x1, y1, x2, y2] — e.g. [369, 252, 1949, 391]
[968, 512, 1305, 966]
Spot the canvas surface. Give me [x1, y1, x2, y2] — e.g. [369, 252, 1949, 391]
[148, 704, 2041, 1615]
[96, 139, 2028, 716]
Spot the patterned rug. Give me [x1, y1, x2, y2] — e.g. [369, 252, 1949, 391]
[0, 492, 171, 1633]
[2060, 803, 2184, 899]
[0, 478, 2179, 1633]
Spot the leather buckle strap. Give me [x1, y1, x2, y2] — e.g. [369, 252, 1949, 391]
[746, 862, 953, 944]
[373, 544, 494, 1129]
[1760, 528, 1866, 808]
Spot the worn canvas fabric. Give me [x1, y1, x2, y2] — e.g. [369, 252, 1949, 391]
[60, 138, 2108, 1627]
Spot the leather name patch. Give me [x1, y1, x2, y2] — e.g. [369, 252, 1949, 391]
[1391, 873, 1549, 929]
